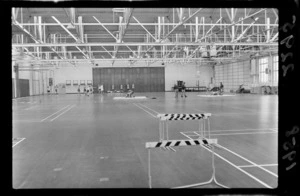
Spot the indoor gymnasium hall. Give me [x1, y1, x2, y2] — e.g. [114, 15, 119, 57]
[12, 7, 279, 189]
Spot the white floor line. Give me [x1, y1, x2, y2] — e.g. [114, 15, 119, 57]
[40, 105, 70, 122]
[13, 138, 26, 147]
[138, 103, 160, 115]
[183, 128, 279, 133]
[143, 105, 275, 188]
[269, 128, 278, 132]
[215, 144, 278, 178]
[24, 105, 38, 110]
[181, 133, 272, 188]
[133, 103, 157, 118]
[50, 105, 76, 121]
[203, 131, 277, 136]
[238, 163, 278, 168]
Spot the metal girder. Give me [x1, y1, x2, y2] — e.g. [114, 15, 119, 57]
[269, 32, 278, 42]
[63, 8, 76, 27]
[12, 19, 76, 66]
[17, 22, 278, 27]
[93, 16, 118, 40]
[12, 8, 20, 21]
[232, 18, 258, 42]
[52, 16, 91, 61]
[16, 57, 237, 63]
[272, 8, 278, 19]
[198, 17, 222, 42]
[140, 8, 203, 58]
[13, 42, 278, 47]
[112, 8, 134, 65]
[187, 9, 267, 59]
[132, 16, 158, 42]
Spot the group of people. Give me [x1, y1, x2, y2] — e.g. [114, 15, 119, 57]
[47, 86, 58, 95]
[77, 85, 93, 96]
[173, 81, 225, 97]
[174, 82, 187, 98]
[209, 82, 224, 95]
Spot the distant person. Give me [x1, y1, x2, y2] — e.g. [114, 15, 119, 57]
[90, 85, 93, 94]
[126, 89, 134, 98]
[237, 84, 245, 94]
[98, 85, 101, 94]
[84, 86, 87, 96]
[181, 82, 187, 98]
[86, 86, 89, 96]
[47, 86, 51, 94]
[77, 85, 81, 95]
[55, 86, 58, 94]
[219, 82, 224, 94]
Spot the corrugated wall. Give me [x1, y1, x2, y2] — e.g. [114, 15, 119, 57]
[215, 60, 251, 92]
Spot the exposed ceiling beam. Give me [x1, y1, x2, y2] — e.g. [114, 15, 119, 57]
[111, 8, 134, 65]
[232, 17, 258, 42]
[51, 16, 92, 63]
[13, 42, 278, 47]
[140, 8, 203, 58]
[132, 16, 158, 42]
[93, 16, 118, 40]
[12, 19, 75, 66]
[16, 22, 278, 27]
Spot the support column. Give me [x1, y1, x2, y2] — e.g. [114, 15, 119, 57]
[266, 18, 270, 42]
[14, 64, 20, 98]
[195, 17, 199, 41]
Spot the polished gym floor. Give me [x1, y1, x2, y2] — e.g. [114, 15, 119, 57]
[12, 92, 278, 188]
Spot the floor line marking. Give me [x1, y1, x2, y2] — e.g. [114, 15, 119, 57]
[143, 104, 276, 188]
[180, 133, 272, 188]
[133, 103, 157, 118]
[237, 164, 278, 168]
[183, 128, 278, 133]
[12, 138, 26, 147]
[50, 105, 76, 121]
[137, 103, 160, 115]
[192, 131, 277, 136]
[215, 143, 278, 178]
[269, 128, 278, 132]
[40, 105, 70, 122]
[24, 105, 38, 110]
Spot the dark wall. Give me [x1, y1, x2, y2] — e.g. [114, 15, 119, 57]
[93, 67, 165, 93]
[12, 79, 30, 98]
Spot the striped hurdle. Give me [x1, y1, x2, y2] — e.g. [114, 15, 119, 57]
[145, 138, 228, 189]
[157, 113, 212, 149]
[145, 138, 217, 149]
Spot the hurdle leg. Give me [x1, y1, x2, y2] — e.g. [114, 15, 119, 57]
[161, 121, 167, 151]
[159, 120, 162, 141]
[148, 149, 152, 188]
[211, 145, 229, 188]
[165, 121, 177, 151]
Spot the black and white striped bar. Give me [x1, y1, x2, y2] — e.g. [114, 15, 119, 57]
[157, 113, 211, 121]
[145, 138, 217, 149]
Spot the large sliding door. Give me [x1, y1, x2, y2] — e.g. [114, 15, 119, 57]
[92, 67, 165, 92]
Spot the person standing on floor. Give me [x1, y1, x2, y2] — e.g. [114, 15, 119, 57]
[78, 85, 81, 95]
[90, 85, 93, 94]
[86, 85, 89, 96]
[55, 86, 58, 95]
[219, 82, 224, 95]
[181, 82, 187, 98]
[47, 86, 51, 95]
[98, 84, 101, 94]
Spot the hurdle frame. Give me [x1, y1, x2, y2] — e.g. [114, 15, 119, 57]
[148, 113, 228, 188]
[158, 113, 209, 142]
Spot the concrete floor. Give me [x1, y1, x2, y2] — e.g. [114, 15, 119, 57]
[12, 92, 278, 188]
